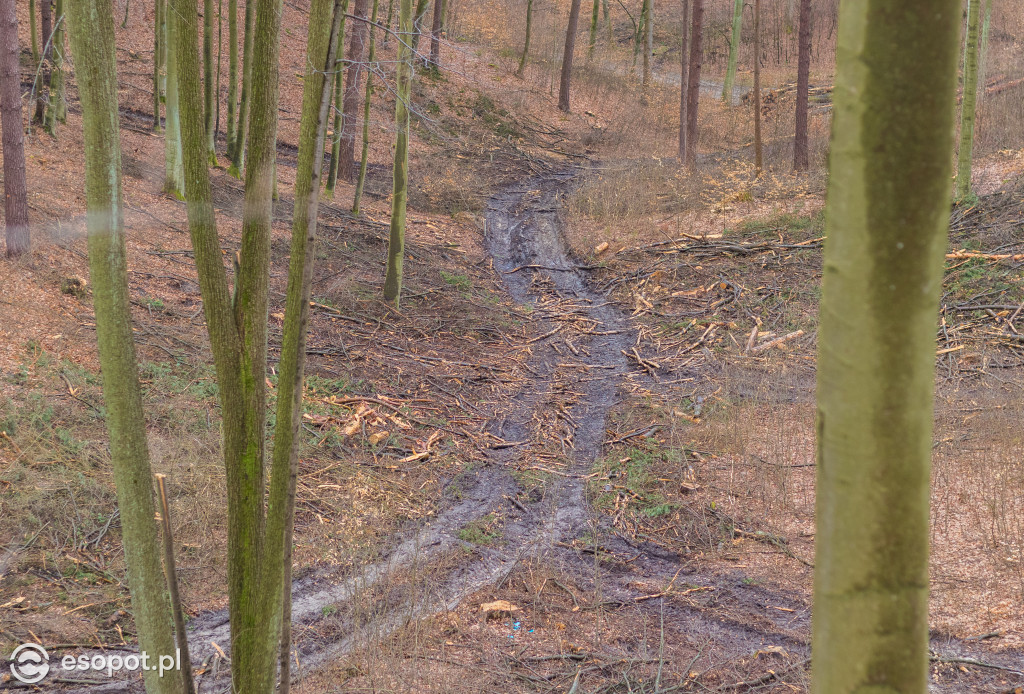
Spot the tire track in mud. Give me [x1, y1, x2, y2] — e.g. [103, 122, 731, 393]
[66, 171, 1024, 693]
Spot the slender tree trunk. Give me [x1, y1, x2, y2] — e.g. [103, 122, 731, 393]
[216, 0, 223, 138]
[557, 0, 583, 112]
[383, 0, 413, 305]
[339, 0, 370, 184]
[64, 3, 182, 694]
[229, 0, 256, 174]
[275, 4, 348, 689]
[29, 0, 39, 65]
[44, 0, 65, 134]
[34, 0, 51, 124]
[978, 0, 992, 102]
[164, 3, 184, 198]
[324, 2, 350, 197]
[153, 0, 163, 130]
[353, 0, 379, 215]
[410, 0, 429, 54]
[383, 0, 395, 45]
[956, 0, 981, 199]
[516, 0, 534, 77]
[752, 0, 761, 173]
[587, 0, 599, 61]
[684, 0, 703, 168]
[428, 0, 444, 68]
[603, 0, 611, 45]
[793, 0, 811, 170]
[205, 0, 217, 164]
[812, 0, 961, 691]
[677, 0, 688, 160]
[721, 0, 741, 103]
[227, 0, 238, 150]
[641, 0, 653, 95]
[1, 0, 29, 258]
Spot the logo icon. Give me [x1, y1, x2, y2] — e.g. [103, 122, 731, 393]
[9, 643, 49, 684]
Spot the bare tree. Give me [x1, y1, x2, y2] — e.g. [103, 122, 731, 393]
[752, 0, 761, 172]
[793, 0, 811, 170]
[558, 0, 584, 112]
[677, 0, 689, 160]
[684, 0, 703, 168]
[1, 0, 29, 257]
[812, 0, 962, 690]
[338, 0, 370, 183]
[428, 0, 445, 67]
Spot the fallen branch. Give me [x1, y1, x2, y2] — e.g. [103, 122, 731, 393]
[750, 330, 805, 354]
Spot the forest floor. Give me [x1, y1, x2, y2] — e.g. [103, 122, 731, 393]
[3, 3, 1024, 692]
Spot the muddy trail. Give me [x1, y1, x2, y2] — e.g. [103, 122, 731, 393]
[64, 171, 1024, 694]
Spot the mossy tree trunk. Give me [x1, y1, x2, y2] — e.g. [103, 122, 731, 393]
[29, 0, 38, 65]
[721, 0, 742, 103]
[383, 0, 413, 306]
[65, 1, 183, 693]
[587, 0, 599, 61]
[164, 2, 184, 198]
[44, 0, 65, 135]
[153, 0, 163, 130]
[812, 0, 961, 692]
[516, 0, 534, 77]
[956, 0, 981, 200]
[204, 0, 217, 164]
[228, 0, 256, 175]
[557, 0, 583, 112]
[2, 0, 30, 257]
[34, 0, 51, 123]
[274, 2, 348, 687]
[410, 0, 429, 55]
[684, 0, 703, 168]
[978, 0, 992, 103]
[324, 1, 350, 197]
[793, 0, 811, 170]
[352, 0, 379, 215]
[677, 0, 689, 160]
[226, 0, 238, 150]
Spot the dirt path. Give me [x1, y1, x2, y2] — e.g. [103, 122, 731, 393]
[65, 170, 1024, 694]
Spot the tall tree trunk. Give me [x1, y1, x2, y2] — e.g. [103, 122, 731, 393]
[382, 0, 395, 45]
[410, 0, 429, 54]
[29, 0, 39, 65]
[164, 3, 184, 198]
[383, 0, 413, 306]
[274, 3, 348, 688]
[64, 2, 183, 694]
[44, 0, 65, 134]
[428, 0, 444, 68]
[641, 0, 653, 95]
[793, 0, 811, 170]
[339, 0, 370, 184]
[557, 0, 583, 112]
[587, 0, 599, 61]
[677, 0, 688, 160]
[721, 0, 742, 103]
[684, 0, 703, 168]
[812, 0, 961, 692]
[324, 2, 350, 197]
[229, 0, 256, 174]
[216, 0, 223, 138]
[1, 0, 29, 257]
[752, 0, 761, 173]
[603, 0, 611, 45]
[205, 0, 217, 164]
[977, 0, 992, 103]
[227, 0, 238, 150]
[34, 0, 51, 124]
[516, 0, 534, 77]
[353, 0, 380, 215]
[153, 0, 163, 130]
[956, 0, 981, 199]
